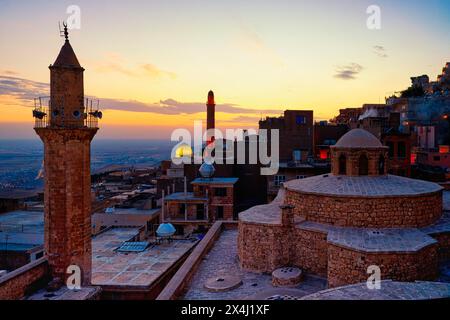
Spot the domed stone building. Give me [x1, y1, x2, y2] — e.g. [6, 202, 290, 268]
[238, 129, 450, 288]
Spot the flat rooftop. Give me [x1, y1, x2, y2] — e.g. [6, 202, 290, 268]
[182, 229, 327, 300]
[192, 178, 239, 185]
[0, 211, 43, 231]
[105, 208, 160, 216]
[285, 174, 443, 197]
[165, 192, 207, 202]
[92, 228, 198, 287]
[0, 211, 44, 251]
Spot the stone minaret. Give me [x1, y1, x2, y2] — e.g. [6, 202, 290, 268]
[34, 27, 98, 286]
[206, 90, 215, 144]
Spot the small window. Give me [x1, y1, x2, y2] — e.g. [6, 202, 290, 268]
[379, 155, 385, 175]
[398, 142, 406, 159]
[214, 188, 227, 197]
[179, 204, 186, 215]
[293, 150, 301, 161]
[296, 115, 306, 125]
[196, 204, 205, 220]
[359, 154, 369, 176]
[338, 154, 347, 175]
[216, 206, 224, 219]
[274, 175, 286, 186]
[73, 110, 81, 118]
[296, 175, 307, 180]
[387, 142, 395, 158]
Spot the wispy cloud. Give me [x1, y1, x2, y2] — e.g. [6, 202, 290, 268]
[2, 70, 19, 76]
[235, 23, 285, 68]
[0, 75, 48, 101]
[100, 98, 280, 115]
[0, 74, 280, 116]
[373, 45, 388, 58]
[334, 63, 364, 80]
[95, 53, 176, 79]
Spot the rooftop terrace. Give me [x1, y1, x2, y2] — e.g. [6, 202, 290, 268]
[0, 211, 44, 251]
[92, 228, 198, 287]
[182, 229, 327, 300]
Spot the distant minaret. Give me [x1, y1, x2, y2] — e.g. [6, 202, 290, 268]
[33, 24, 99, 286]
[206, 90, 215, 145]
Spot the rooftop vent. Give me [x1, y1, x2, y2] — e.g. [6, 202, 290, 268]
[116, 241, 149, 253]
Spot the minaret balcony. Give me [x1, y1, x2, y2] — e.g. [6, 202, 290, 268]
[32, 97, 102, 129]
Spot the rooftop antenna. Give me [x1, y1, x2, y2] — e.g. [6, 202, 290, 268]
[59, 21, 69, 42]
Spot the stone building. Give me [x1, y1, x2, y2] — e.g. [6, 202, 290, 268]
[382, 128, 412, 177]
[33, 27, 100, 286]
[259, 110, 314, 162]
[163, 164, 238, 233]
[238, 128, 450, 288]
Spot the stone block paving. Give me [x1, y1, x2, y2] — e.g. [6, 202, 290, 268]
[183, 229, 327, 300]
[28, 286, 101, 300]
[285, 174, 442, 197]
[301, 280, 450, 300]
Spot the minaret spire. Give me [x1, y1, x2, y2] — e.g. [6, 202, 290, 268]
[206, 90, 216, 145]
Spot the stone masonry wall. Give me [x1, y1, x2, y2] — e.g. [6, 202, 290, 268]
[0, 258, 49, 300]
[292, 228, 328, 277]
[286, 190, 442, 228]
[327, 244, 438, 288]
[36, 128, 96, 285]
[430, 233, 450, 261]
[238, 222, 290, 273]
[331, 148, 388, 176]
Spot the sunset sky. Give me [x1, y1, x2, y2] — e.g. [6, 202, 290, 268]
[0, 0, 449, 139]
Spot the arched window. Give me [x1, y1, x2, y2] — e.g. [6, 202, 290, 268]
[338, 154, 347, 175]
[378, 155, 385, 175]
[359, 154, 369, 176]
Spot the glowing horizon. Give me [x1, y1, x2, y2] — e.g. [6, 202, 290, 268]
[1, 0, 449, 139]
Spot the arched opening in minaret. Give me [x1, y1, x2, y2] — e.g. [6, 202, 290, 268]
[359, 154, 369, 176]
[338, 154, 347, 175]
[378, 155, 385, 175]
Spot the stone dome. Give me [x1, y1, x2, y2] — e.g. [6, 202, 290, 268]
[333, 129, 382, 149]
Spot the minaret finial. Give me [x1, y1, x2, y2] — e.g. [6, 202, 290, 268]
[59, 21, 69, 42]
